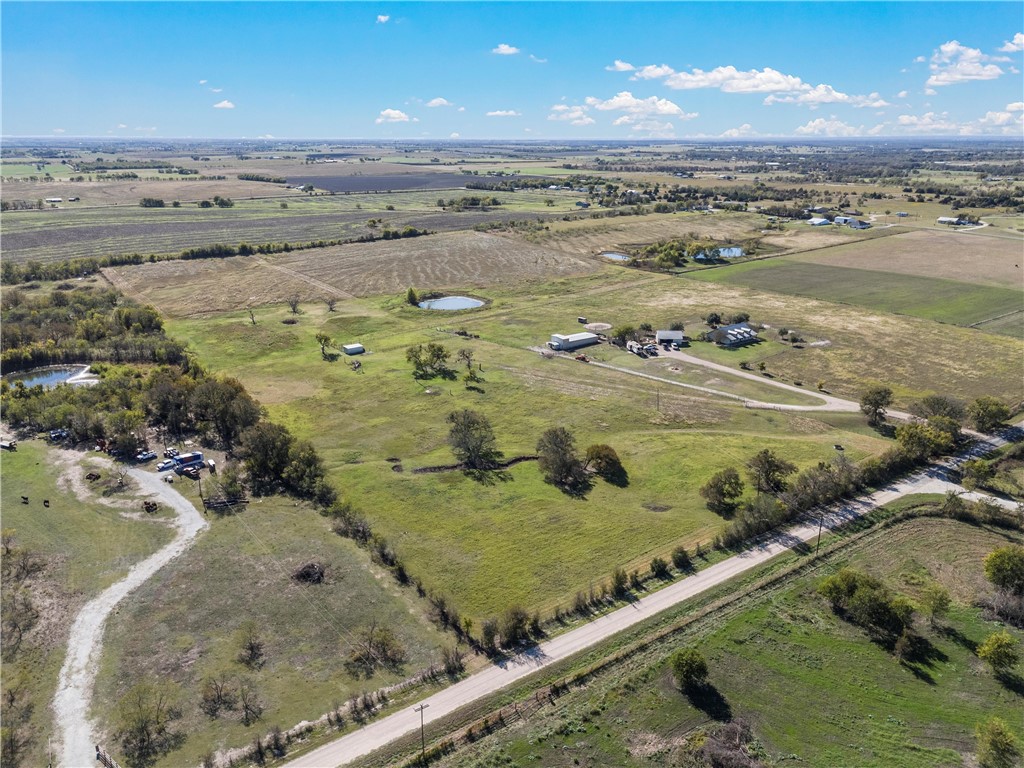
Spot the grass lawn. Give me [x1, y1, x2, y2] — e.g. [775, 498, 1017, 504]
[434, 516, 1024, 768]
[92, 492, 450, 768]
[0, 440, 176, 767]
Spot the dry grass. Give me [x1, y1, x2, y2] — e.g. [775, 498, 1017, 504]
[0, 178, 298, 207]
[105, 231, 597, 316]
[788, 228, 1024, 288]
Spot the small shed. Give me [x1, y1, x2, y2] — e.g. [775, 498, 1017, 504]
[655, 330, 685, 344]
[342, 343, 365, 356]
[849, 220, 871, 229]
[937, 216, 963, 226]
[834, 216, 855, 226]
[547, 332, 599, 352]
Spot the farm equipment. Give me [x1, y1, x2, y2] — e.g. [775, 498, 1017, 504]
[142, 501, 159, 513]
[85, 472, 101, 482]
[574, 354, 590, 362]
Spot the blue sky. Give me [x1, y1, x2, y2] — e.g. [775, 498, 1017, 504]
[2, 2, 1022, 139]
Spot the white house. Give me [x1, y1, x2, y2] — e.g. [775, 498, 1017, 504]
[342, 343, 365, 355]
[655, 330, 685, 344]
[834, 216, 855, 225]
[937, 216, 964, 226]
[807, 217, 830, 226]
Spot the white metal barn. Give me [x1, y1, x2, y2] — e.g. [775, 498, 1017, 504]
[547, 332, 599, 351]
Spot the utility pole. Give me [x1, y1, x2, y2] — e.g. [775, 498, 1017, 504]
[414, 703, 430, 761]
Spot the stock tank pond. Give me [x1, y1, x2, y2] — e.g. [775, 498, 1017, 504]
[600, 251, 631, 262]
[2, 365, 95, 389]
[418, 296, 485, 310]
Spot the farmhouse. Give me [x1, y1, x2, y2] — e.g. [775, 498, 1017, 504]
[849, 220, 871, 229]
[342, 343, 365, 355]
[655, 330, 685, 344]
[708, 323, 759, 347]
[937, 216, 964, 226]
[807, 217, 830, 226]
[834, 216, 855, 225]
[547, 332, 599, 351]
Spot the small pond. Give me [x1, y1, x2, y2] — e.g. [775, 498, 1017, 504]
[696, 246, 745, 260]
[600, 251, 631, 262]
[418, 296, 484, 310]
[3, 365, 93, 389]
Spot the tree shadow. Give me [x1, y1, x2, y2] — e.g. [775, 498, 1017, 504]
[465, 385, 486, 394]
[685, 682, 732, 721]
[936, 624, 978, 653]
[996, 671, 1024, 697]
[322, 352, 340, 362]
[463, 468, 513, 485]
[598, 464, 630, 488]
[560, 474, 595, 498]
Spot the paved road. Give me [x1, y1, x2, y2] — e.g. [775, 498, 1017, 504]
[283, 430, 1018, 768]
[53, 469, 207, 768]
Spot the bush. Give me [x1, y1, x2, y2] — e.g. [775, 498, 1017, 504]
[671, 546, 691, 570]
[650, 556, 671, 579]
[671, 647, 708, 690]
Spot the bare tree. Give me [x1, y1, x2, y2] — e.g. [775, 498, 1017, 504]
[238, 680, 264, 726]
[236, 621, 265, 668]
[286, 295, 301, 314]
[248, 308, 257, 325]
[325, 297, 337, 312]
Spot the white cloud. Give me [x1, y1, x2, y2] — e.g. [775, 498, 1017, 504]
[1007, 102, 1024, 112]
[631, 64, 675, 80]
[457, 106, 466, 112]
[258, 134, 274, 139]
[210, 88, 223, 93]
[134, 126, 157, 132]
[925, 88, 937, 95]
[663, 65, 807, 93]
[376, 14, 390, 24]
[720, 123, 758, 138]
[605, 59, 635, 72]
[529, 54, 548, 64]
[52, 127, 65, 134]
[492, 43, 519, 55]
[794, 118, 862, 137]
[584, 90, 695, 119]
[766, 84, 889, 108]
[375, 108, 410, 123]
[426, 97, 453, 108]
[486, 110, 521, 117]
[999, 32, 1024, 52]
[213, 100, 235, 109]
[199, 79, 207, 84]
[623, 119, 676, 138]
[547, 104, 595, 126]
[913, 56, 926, 64]
[894, 111, 960, 132]
[117, 123, 127, 129]
[449, 132, 460, 139]
[927, 40, 1004, 86]
[896, 90, 908, 98]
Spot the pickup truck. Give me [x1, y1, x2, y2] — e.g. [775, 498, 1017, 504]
[136, 450, 157, 462]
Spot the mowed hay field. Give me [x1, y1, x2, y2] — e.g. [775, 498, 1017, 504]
[433, 515, 1024, 768]
[108, 231, 599, 316]
[688, 256, 1024, 337]
[788, 228, 1024, 288]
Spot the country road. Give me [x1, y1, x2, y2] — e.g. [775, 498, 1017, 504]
[283, 428, 1019, 768]
[52, 468, 207, 768]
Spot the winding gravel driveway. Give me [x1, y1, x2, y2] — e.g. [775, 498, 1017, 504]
[52, 469, 207, 768]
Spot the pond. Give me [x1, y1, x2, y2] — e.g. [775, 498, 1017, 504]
[696, 246, 745, 260]
[3, 365, 95, 389]
[418, 296, 485, 311]
[600, 251, 631, 262]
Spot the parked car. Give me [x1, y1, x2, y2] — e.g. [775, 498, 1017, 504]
[671, 342, 680, 351]
[48, 428, 69, 441]
[135, 450, 157, 462]
[156, 459, 175, 471]
[163, 447, 180, 458]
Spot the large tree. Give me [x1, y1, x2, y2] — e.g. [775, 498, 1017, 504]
[536, 427, 589, 494]
[745, 449, 797, 494]
[446, 410, 503, 470]
[113, 680, 182, 768]
[671, 647, 709, 690]
[700, 467, 744, 514]
[984, 545, 1024, 596]
[859, 385, 893, 426]
[239, 422, 294, 493]
[968, 396, 1011, 433]
[976, 717, 1022, 768]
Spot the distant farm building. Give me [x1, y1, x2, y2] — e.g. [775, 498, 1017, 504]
[45, 197, 63, 203]
[834, 216, 856, 225]
[807, 217, 830, 226]
[937, 216, 965, 226]
[849, 220, 871, 229]
[342, 343, 365, 355]
[708, 323, 759, 347]
[575, 201, 590, 208]
[896, 212, 909, 217]
[547, 332, 599, 351]
[655, 330, 685, 344]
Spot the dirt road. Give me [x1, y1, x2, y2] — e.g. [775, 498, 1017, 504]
[283, 430, 1016, 768]
[52, 469, 207, 768]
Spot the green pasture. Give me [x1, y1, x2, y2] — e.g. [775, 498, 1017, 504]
[686, 258, 1024, 334]
[93, 491, 449, 768]
[0, 441, 175, 767]
[166, 296, 891, 620]
[437, 516, 1024, 767]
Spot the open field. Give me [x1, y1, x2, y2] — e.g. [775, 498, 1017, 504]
[107, 231, 599, 315]
[92, 490, 450, 768]
[687, 257, 1024, 336]
[164, 294, 895, 620]
[788, 228, 1024, 288]
[434, 515, 1024, 767]
[0, 441, 176, 768]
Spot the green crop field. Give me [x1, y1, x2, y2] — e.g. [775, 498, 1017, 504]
[433, 515, 1024, 768]
[92, 491, 450, 768]
[687, 257, 1024, 336]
